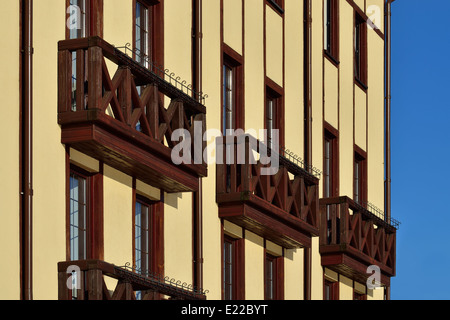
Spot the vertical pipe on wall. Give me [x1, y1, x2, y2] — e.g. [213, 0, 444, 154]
[192, 0, 203, 292]
[21, 0, 33, 301]
[303, 0, 313, 301]
[385, 0, 395, 300]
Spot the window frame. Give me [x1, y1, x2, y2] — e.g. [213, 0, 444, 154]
[133, 194, 155, 275]
[68, 166, 90, 262]
[222, 234, 245, 300]
[265, 78, 285, 149]
[222, 44, 244, 136]
[266, 0, 284, 15]
[323, 123, 339, 198]
[354, 146, 367, 205]
[354, 12, 368, 90]
[324, 0, 339, 65]
[66, 0, 90, 40]
[132, 0, 164, 69]
[264, 252, 284, 300]
[324, 279, 339, 300]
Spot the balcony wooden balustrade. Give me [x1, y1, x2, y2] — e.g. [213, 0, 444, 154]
[319, 197, 397, 286]
[58, 36, 207, 193]
[58, 260, 207, 300]
[216, 135, 320, 248]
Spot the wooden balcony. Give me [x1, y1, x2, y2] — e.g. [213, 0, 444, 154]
[216, 135, 320, 249]
[58, 260, 207, 300]
[319, 197, 398, 286]
[58, 37, 207, 193]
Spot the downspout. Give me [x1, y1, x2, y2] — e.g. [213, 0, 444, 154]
[385, 0, 395, 301]
[303, 0, 313, 301]
[21, 0, 33, 301]
[192, 0, 203, 293]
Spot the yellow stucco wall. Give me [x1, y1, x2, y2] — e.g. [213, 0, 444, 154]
[0, 0, 21, 300]
[32, 0, 67, 300]
[265, 5, 283, 87]
[223, 0, 243, 55]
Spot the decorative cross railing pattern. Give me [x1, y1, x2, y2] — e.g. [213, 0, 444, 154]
[319, 197, 397, 272]
[58, 260, 207, 300]
[216, 135, 320, 230]
[58, 36, 207, 170]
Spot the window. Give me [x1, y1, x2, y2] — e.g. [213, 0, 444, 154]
[354, 148, 367, 205]
[134, 197, 153, 275]
[222, 47, 244, 136]
[67, 0, 88, 40]
[265, 83, 284, 148]
[324, 279, 339, 300]
[266, 0, 284, 13]
[264, 253, 284, 300]
[323, 127, 338, 198]
[69, 170, 88, 261]
[324, 0, 339, 63]
[135, 1, 152, 68]
[223, 235, 244, 300]
[67, 0, 89, 111]
[355, 12, 368, 88]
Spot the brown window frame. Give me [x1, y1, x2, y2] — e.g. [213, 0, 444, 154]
[323, 123, 339, 198]
[68, 166, 91, 262]
[353, 290, 367, 300]
[354, 146, 367, 205]
[222, 44, 244, 135]
[133, 194, 156, 275]
[222, 235, 245, 300]
[355, 12, 368, 90]
[324, 0, 339, 65]
[265, 78, 285, 149]
[66, 162, 104, 263]
[324, 279, 339, 300]
[264, 252, 284, 300]
[132, 0, 164, 68]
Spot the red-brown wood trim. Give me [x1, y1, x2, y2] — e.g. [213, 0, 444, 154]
[323, 121, 339, 197]
[90, 162, 104, 260]
[265, 0, 284, 16]
[265, 77, 285, 148]
[354, 145, 368, 204]
[345, 0, 385, 40]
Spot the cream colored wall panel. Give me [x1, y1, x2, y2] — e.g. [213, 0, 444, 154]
[103, 165, 133, 267]
[165, 0, 192, 85]
[32, 0, 67, 300]
[339, 275, 353, 300]
[311, 237, 323, 300]
[136, 180, 160, 201]
[223, 220, 243, 239]
[70, 148, 99, 173]
[355, 86, 367, 151]
[284, 249, 304, 300]
[244, 231, 264, 300]
[265, 6, 283, 86]
[244, 0, 264, 133]
[202, 0, 223, 300]
[266, 240, 282, 257]
[324, 60, 338, 129]
[224, 0, 243, 55]
[354, 281, 366, 294]
[339, 1, 355, 198]
[368, 288, 385, 300]
[284, 0, 304, 156]
[103, 0, 132, 48]
[0, 0, 21, 299]
[164, 192, 193, 286]
[366, 0, 385, 33]
[324, 268, 339, 282]
[367, 32, 385, 209]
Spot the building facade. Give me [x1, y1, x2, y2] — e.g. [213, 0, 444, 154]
[0, 0, 398, 300]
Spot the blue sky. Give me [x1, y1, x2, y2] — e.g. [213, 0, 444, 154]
[390, 0, 450, 300]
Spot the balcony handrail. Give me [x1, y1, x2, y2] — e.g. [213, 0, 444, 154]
[320, 196, 399, 231]
[58, 36, 207, 115]
[218, 133, 320, 184]
[58, 260, 207, 300]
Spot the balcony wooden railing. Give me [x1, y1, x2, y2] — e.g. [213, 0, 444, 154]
[216, 135, 320, 248]
[319, 197, 397, 285]
[58, 36, 207, 193]
[58, 260, 207, 300]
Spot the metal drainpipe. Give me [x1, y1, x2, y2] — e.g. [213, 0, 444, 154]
[385, 0, 395, 301]
[22, 0, 33, 301]
[192, 0, 203, 293]
[303, 0, 313, 301]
